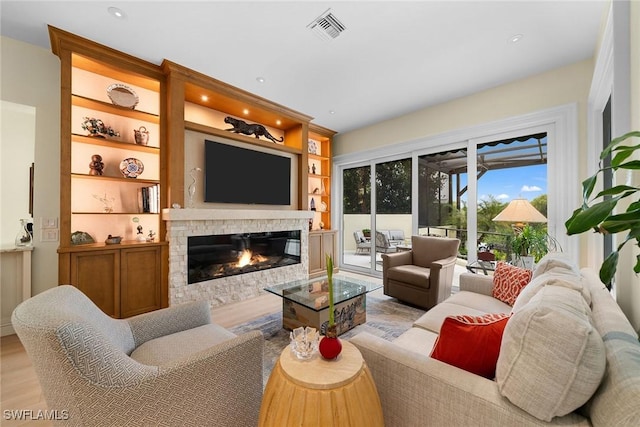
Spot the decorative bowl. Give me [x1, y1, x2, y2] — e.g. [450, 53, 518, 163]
[119, 158, 144, 178]
[105, 235, 122, 245]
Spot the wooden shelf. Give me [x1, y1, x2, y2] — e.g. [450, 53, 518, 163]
[72, 95, 160, 122]
[184, 121, 302, 155]
[58, 240, 167, 253]
[308, 153, 329, 161]
[72, 134, 160, 153]
[72, 211, 159, 215]
[71, 173, 159, 185]
[71, 53, 161, 92]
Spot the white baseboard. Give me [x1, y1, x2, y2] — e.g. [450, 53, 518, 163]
[1, 320, 16, 337]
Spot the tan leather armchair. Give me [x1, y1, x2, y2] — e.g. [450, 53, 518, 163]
[382, 235, 460, 309]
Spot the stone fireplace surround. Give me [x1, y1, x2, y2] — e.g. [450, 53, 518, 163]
[163, 208, 314, 307]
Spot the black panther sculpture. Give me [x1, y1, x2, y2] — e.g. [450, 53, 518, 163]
[224, 116, 284, 143]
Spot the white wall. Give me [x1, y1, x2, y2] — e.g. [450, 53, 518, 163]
[1, 101, 35, 245]
[1, 36, 61, 296]
[334, 60, 592, 164]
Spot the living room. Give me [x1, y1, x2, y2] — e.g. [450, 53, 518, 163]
[1, 1, 639, 426]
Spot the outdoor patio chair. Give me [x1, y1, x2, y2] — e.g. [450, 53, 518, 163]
[353, 230, 371, 254]
[375, 231, 398, 254]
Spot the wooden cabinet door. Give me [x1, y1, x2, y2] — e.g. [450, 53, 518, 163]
[322, 231, 337, 264]
[308, 232, 324, 275]
[309, 230, 338, 277]
[120, 246, 162, 318]
[70, 250, 120, 317]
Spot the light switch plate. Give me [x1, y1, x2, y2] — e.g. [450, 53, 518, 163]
[41, 229, 59, 242]
[41, 217, 58, 229]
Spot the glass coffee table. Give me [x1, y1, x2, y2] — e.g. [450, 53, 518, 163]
[265, 277, 382, 336]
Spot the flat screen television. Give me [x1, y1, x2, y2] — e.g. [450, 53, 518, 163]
[204, 139, 291, 205]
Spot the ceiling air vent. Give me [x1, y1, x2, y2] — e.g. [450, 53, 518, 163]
[307, 8, 346, 41]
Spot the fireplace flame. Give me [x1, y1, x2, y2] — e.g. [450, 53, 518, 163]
[237, 250, 268, 268]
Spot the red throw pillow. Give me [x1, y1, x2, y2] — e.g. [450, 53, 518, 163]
[492, 262, 533, 306]
[430, 313, 510, 379]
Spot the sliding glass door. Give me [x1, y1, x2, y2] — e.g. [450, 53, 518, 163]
[418, 148, 467, 254]
[374, 159, 412, 272]
[341, 165, 372, 272]
[341, 159, 412, 275]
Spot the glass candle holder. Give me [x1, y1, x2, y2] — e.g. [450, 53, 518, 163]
[290, 326, 319, 360]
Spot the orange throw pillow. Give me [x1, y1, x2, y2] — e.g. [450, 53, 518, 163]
[492, 262, 533, 306]
[430, 313, 510, 379]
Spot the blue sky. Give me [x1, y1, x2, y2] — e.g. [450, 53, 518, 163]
[459, 136, 548, 203]
[478, 164, 547, 202]
[458, 163, 547, 203]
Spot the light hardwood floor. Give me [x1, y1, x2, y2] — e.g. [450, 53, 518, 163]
[0, 271, 381, 426]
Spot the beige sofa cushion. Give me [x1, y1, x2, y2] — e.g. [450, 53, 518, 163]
[130, 324, 236, 365]
[413, 291, 511, 333]
[532, 252, 581, 278]
[393, 326, 439, 355]
[496, 285, 606, 422]
[387, 264, 430, 288]
[512, 270, 591, 313]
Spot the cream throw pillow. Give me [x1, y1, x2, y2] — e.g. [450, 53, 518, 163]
[496, 285, 605, 422]
[511, 270, 591, 313]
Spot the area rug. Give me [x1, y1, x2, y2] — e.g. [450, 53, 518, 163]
[229, 294, 426, 386]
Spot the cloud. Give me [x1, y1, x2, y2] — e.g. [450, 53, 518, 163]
[521, 185, 542, 192]
[496, 194, 510, 200]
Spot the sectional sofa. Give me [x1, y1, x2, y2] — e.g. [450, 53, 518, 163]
[351, 254, 640, 426]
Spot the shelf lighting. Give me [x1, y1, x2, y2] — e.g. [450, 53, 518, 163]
[201, 95, 209, 102]
[243, 109, 250, 115]
[276, 120, 282, 126]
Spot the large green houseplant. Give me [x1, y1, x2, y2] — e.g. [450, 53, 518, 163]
[511, 224, 550, 264]
[565, 130, 640, 288]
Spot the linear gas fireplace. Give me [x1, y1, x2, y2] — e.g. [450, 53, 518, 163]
[188, 230, 301, 284]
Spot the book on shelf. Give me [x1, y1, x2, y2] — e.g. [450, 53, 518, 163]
[138, 184, 160, 213]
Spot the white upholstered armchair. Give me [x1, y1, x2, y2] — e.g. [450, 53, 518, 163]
[12, 285, 264, 427]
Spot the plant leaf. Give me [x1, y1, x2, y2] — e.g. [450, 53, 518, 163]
[600, 251, 619, 288]
[594, 186, 637, 199]
[581, 174, 599, 202]
[565, 198, 618, 235]
[600, 208, 640, 232]
[611, 144, 640, 167]
[602, 131, 640, 160]
[617, 160, 640, 170]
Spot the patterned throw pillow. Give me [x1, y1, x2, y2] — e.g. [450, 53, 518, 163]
[492, 262, 533, 306]
[430, 313, 510, 379]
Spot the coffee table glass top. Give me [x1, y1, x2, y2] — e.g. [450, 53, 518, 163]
[264, 277, 382, 312]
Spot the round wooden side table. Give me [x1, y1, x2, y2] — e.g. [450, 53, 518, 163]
[258, 340, 384, 427]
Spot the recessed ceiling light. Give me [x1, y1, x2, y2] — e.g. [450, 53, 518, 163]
[509, 34, 523, 43]
[201, 95, 208, 102]
[329, 110, 335, 115]
[256, 77, 266, 83]
[107, 7, 126, 20]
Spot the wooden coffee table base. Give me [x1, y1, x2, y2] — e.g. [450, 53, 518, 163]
[258, 341, 384, 427]
[282, 294, 367, 335]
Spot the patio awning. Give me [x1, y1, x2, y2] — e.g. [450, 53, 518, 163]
[418, 132, 547, 175]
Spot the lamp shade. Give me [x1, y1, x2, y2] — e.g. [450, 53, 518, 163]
[493, 198, 547, 224]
